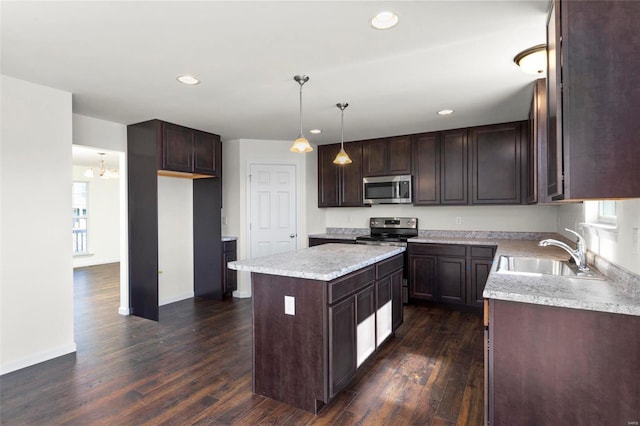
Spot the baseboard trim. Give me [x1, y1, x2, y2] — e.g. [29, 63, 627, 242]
[159, 292, 195, 306]
[0, 342, 77, 376]
[232, 290, 251, 298]
[118, 306, 130, 315]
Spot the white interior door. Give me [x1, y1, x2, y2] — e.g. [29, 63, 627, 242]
[249, 164, 297, 259]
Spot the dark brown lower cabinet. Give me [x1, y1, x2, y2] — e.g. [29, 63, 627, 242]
[329, 293, 357, 398]
[252, 254, 404, 413]
[222, 240, 237, 296]
[437, 256, 466, 305]
[408, 243, 495, 308]
[486, 299, 640, 425]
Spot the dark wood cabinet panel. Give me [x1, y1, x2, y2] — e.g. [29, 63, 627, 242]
[391, 269, 403, 331]
[441, 129, 468, 205]
[528, 79, 548, 204]
[488, 300, 640, 425]
[470, 122, 523, 204]
[222, 240, 237, 295]
[158, 121, 221, 177]
[362, 139, 387, 177]
[193, 178, 223, 300]
[340, 141, 364, 206]
[329, 295, 357, 398]
[546, 1, 640, 199]
[412, 133, 440, 205]
[546, 1, 563, 200]
[161, 122, 193, 173]
[408, 253, 437, 301]
[193, 130, 221, 176]
[356, 284, 376, 324]
[437, 256, 466, 305]
[469, 258, 492, 308]
[362, 136, 411, 177]
[317, 144, 340, 207]
[317, 143, 365, 208]
[409, 243, 494, 309]
[388, 136, 412, 175]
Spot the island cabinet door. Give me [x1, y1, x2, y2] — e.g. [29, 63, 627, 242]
[356, 285, 376, 367]
[375, 276, 392, 347]
[329, 295, 357, 398]
[390, 269, 404, 331]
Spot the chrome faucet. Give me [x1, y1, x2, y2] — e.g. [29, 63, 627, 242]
[538, 228, 589, 272]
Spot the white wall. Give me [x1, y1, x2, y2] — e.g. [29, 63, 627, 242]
[72, 114, 128, 315]
[1, 75, 76, 374]
[72, 165, 120, 267]
[325, 204, 559, 232]
[157, 176, 194, 305]
[558, 199, 640, 276]
[222, 138, 309, 298]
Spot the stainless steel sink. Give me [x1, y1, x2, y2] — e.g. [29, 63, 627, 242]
[496, 255, 604, 279]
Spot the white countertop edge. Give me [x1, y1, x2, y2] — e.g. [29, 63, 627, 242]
[228, 247, 404, 281]
[484, 290, 640, 317]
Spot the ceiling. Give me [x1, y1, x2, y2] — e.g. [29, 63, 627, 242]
[2, 1, 548, 154]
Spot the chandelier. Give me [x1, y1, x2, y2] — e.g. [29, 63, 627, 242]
[83, 153, 119, 179]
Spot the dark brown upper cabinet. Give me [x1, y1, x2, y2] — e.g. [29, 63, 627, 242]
[159, 121, 221, 177]
[317, 142, 366, 208]
[412, 133, 440, 205]
[412, 130, 467, 205]
[528, 78, 549, 204]
[470, 122, 524, 205]
[441, 129, 468, 205]
[546, 0, 640, 200]
[362, 136, 412, 177]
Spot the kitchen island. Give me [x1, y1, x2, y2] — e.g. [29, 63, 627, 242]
[228, 244, 405, 413]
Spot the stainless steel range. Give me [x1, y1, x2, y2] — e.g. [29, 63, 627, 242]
[356, 217, 418, 304]
[355, 217, 418, 247]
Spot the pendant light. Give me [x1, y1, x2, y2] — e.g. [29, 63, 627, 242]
[333, 103, 352, 165]
[290, 75, 313, 153]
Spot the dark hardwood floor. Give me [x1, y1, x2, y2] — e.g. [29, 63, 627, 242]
[0, 263, 484, 425]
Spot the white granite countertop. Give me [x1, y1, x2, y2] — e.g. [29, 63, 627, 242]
[410, 237, 640, 316]
[228, 243, 405, 282]
[222, 236, 238, 242]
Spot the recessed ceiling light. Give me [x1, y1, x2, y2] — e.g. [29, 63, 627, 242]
[437, 109, 455, 116]
[309, 129, 322, 134]
[176, 75, 200, 85]
[371, 11, 399, 30]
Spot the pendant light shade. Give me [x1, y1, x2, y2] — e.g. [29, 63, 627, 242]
[290, 75, 314, 153]
[333, 103, 352, 165]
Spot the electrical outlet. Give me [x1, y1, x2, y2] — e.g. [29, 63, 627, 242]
[633, 227, 640, 255]
[222, 216, 228, 225]
[455, 216, 462, 225]
[284, 296, 295, 316]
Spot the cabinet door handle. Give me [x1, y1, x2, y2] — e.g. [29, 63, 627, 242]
[289, 234, 296, 238]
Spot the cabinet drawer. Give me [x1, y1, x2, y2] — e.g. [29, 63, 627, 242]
[356, 285, 375, 324]
[409, 243, 467, 257]
[376, 254, 403, 278]
[329, 266, 375, 304]
[223, 240, 237, 253]
[470, 246, 495, 259]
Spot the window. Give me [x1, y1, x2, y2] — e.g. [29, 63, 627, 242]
[597, 200, 617, 225]
[72, 182, 88, 254]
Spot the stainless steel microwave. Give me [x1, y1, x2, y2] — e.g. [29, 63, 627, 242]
[363, 175, 412, 204]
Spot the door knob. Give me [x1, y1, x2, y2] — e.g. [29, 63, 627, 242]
[289, 233, 296, 238]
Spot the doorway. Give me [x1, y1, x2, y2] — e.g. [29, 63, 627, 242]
[248, 163, 298, 259]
